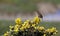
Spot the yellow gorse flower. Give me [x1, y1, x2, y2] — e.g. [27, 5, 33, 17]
[23, 20, 30, 28]
[20, 27, 25, 31]
[46, 29, 50, 32]
[3, 16, 58, 36]
[9, 25, 14, 31]
[14, 25, 20, 33]
[37, 26, 45, 31]
[14, 28, 19, 33]
[50, 27, 56, 32]
[9, 25, 14, 29]
[4, 31, 9, 36]
[33, 16, 41, 24]
[15, 18, 22, 25]
[43, 34, 46, 36]
[45, 27, 58, 35]
[19, 20, 31, 31]
[32, 24, 36, 27]
[14, 25, 20, 29]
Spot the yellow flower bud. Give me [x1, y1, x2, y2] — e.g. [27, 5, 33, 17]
[14, 28, 19, 33]
[9, 25, 14, 31]
[15, 18, 22, 25]
[43, 34, 46, 36]
[33, 16, 41, 24]
[4, 31, 9, 36]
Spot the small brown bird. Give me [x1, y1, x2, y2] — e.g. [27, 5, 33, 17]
[36, 10, 43, 18]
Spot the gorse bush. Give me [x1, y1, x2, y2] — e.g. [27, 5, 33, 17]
[3, 16, 58, 36]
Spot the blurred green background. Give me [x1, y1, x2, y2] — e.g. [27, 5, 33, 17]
[0, 0, 60, 12]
